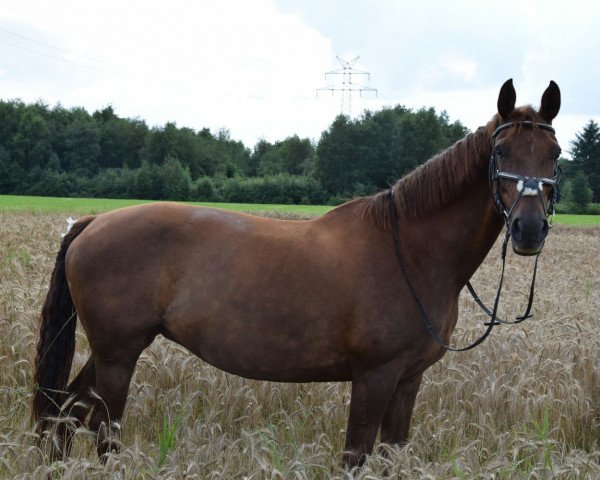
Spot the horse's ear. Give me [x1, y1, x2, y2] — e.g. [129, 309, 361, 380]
[539, 80, 561, 123]
[497, 78, 516, 120]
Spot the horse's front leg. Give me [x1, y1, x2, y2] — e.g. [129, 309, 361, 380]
[380, 372, 423, 446]
[343, 361, 401, 468]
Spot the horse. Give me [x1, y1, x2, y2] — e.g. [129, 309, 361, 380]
[33, 79, 561, 468]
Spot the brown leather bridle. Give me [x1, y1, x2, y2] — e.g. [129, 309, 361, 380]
[489, 121, 562, 226]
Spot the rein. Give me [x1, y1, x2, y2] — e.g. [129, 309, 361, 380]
[388, 120, 560, 351]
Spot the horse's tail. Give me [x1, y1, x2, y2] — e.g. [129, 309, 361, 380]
[33, 216, 96, 431]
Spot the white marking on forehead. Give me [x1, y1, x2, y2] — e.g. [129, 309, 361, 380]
[530, 143, 535, 154]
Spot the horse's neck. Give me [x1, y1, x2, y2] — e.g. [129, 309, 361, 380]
[402, 155, 504, 292]
[444, 182, 505, 285]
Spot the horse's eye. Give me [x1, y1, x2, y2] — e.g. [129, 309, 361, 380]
[495, 147, 504, 158]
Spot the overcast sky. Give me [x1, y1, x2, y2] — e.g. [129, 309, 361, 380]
[1, 0, 598, 156]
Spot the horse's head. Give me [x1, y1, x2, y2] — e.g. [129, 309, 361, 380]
[491, 79, 562, 256]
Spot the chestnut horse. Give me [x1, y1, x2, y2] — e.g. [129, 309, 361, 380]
[33, 79, 561, 467]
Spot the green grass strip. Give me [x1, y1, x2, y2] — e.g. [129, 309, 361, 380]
[0, 195, 333, 216]
[1, 195, 599, 225]
[552, 214, 600, 226]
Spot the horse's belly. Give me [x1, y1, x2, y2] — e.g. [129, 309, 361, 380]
[162, 309, 353, 383]
[201, 355, 353, 383]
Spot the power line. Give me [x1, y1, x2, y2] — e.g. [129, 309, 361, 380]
[0, 0, 266, 95]
[0, 26, 116, 67]
[0, 39, 207, 94]
[16, 0, 212, 74]
[5, 0, 231, 75]
[0, 1, 225, 95]
[317, 56, 377, 117]
[1, 0, 124, 50]
[0, 0, 211, 83]
[46, 0, 147, 45]
[0, 0, 291, 105]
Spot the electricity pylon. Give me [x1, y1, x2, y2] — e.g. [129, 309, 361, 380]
[317, 56, 377, 117]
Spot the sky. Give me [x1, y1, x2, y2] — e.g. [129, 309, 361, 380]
[0, 0, 598, 156]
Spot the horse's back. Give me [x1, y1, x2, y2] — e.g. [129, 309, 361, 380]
[64, 202, 322, 316]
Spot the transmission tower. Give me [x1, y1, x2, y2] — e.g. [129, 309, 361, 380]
[317, 56, 377, 117]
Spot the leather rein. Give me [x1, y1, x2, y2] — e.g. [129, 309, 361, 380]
[389, 121, 561, 351]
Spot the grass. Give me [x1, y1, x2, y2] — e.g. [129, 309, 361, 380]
[157, 408, 182, 469]
[1, 195, 600, 225]
[0, 211, 599, 478]
[552, 214, 600, 226]
[529, 408, 554, 471]
[0, 194, 334, 216]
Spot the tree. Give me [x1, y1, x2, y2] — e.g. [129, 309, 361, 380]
[249, 139, 272, 177]
[257, 146, 283, 176]
[250, 136, 314, 177]
[278, 135, 315, 175]
[141, 122, 178, 165]
[0, 146, 24, 193]
[0, 100, 25, 149]
[61, 109, 101, 175]
[94, 106, 148, 170]
[391, 108, 444, 177]
[134, 162, 163, 199]
[162, 156, 191, 200]
[570, 171, 593, 212]
[10, 109, 53, 170]
[315, 106, 469, 196]
[391, 108, 468, 181]
[570, 120, 600, 202]
[0, 97, 475, 204]
[192, 176, 217, 201]
[315, 115, 359, 194]
[171, 127, 202, 178]
[364, 106, 409, 188]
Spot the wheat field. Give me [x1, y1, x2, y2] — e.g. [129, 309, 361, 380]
[0, 211, 598, 479]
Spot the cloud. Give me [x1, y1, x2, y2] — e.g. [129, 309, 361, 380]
[0, 0, 337, 145]
[0, 0, 598, 150]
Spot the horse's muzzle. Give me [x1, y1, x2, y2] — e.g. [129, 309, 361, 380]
[510, 215, 549, 256]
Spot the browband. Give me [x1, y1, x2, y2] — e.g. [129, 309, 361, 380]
[493, 121, 555, 139]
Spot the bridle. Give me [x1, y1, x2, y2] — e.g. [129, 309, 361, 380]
[489, 120, 562, 227]
[388, 121, 562, 351]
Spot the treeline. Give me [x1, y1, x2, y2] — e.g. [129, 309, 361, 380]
[0, 99, 473, 205]
[1, 99, 599, 212]
[558, 119, 600, 213]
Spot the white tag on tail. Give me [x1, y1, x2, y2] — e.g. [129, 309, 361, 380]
[61, 217, 77, 238]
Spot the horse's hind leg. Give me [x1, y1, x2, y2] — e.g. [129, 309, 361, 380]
[49, 357, 96, 461]
[87, 346, 147, 460]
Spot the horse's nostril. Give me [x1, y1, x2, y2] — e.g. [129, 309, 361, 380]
[541, 219, 549, 237]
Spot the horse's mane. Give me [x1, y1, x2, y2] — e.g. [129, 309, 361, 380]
[356, 106, 545, 230]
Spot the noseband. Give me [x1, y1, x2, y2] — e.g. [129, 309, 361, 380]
[388, 120, 561, 351]
[489, 121, 562, 226]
